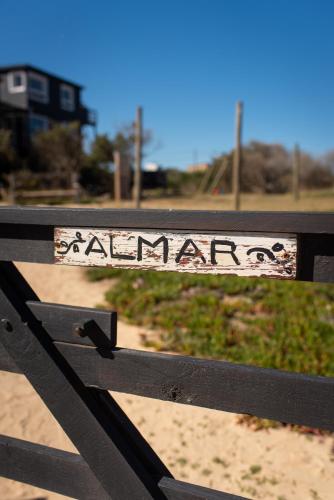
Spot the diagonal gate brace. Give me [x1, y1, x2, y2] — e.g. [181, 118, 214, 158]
[0, 261, 171, 499]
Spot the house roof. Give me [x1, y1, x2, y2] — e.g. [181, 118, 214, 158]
[0, 64, 84, 89]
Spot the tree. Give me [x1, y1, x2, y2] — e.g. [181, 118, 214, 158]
[89, 134, 114, 167]
[210, 153, 233, 194]
[86, 124, 153, 173]
[210, 142, 334, 194]
[322, 150, 334, 173]
[211, 142, 293, 194]
[82, 124, 154, 198]
[300, 151, 333, 189]
[112, 123, 153, 167]
[80, 134, 114, 196]
[303, 165, 333, 189]
[0, 129, 18, 174]
[240, 141, 291, 193]
[33, 122, 83, 187]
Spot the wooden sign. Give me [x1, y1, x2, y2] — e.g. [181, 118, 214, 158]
[54, 228, 297, 279]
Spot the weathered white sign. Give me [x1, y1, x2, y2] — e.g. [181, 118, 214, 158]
[54, 228, 297, 279]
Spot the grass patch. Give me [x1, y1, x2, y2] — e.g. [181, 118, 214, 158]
[88, 267, 334, 377]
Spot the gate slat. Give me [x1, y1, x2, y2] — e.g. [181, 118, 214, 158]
[0, 435, 248, 500]
[159, 477, 249, 500]
[2, 340, 333, 431]
[55, 343, 334, 431]
[27, 300, 117, 348]
[0, 206, 333, 233]
[0, 435, 108, 499]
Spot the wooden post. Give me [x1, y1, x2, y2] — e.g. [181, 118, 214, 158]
[114, 151, 122, 204]
[233, 101, 243, 211]
[8, 173, 16, 205]
[293, 143, 300, 201]
[196, 165, 213, 195]
[208, 157, 228, 194]
[133, 106, 143, 209]
[70, 172, 80, 203]
[123, 154, 132, 199]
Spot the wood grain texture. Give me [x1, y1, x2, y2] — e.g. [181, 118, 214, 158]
[313, 256, 334, 283]
[159, 477, 248, 499]
[55, 228, 297, 278]
[0, 206, 333, 233]
[0, 343, 17, 373]
[54, 344, 334, 431]
[0, 209, 332, 282]
[0, 223, 53, 263]
[0, 229, 331, 281]
[2, 342, 333, 431]
[1, 206, 333, 499]
[0, 436, 247, 500]
[0, 435, 109, 499]
[27, 300, 117, 348]
[0, 261, 169, 499]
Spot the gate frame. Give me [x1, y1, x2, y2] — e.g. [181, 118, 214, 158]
[0, 206, 333, 499]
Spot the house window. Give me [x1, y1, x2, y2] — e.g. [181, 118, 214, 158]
[28, 72, 49, 103]
[8, 71, 26, 93]
[29, 114, 49, 136]
[60, 84, 75, 111]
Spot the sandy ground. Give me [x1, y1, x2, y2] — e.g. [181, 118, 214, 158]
[1, 263, 334, 500]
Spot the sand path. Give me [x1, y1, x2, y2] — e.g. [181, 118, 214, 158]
[0, 262, 333, 500]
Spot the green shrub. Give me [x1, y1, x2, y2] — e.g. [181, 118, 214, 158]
[88, 268, 334, 376]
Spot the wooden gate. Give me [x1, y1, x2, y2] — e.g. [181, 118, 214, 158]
[0, 206, 333, 499]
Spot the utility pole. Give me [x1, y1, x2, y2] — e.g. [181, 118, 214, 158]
[114, 150, 122, 204]
[233, 101, 243, 211]
[293, 143, 300, 201]
[133, 106, 143, 208]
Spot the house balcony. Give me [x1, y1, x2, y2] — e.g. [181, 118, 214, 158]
[79, 106, 97, 126]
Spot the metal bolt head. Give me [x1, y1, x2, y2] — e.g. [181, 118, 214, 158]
[1, 319, 13, 332]
[73, 320, 89, 338]
[74, 325, 85, 337]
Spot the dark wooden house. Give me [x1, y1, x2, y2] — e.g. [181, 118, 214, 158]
[0, 64, 96, 157]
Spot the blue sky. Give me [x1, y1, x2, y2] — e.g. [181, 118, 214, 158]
[1, 0, 333, 168]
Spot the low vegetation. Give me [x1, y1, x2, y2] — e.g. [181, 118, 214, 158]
[88, 268, 334, 376]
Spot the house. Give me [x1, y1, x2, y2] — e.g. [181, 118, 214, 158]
[187, 162, 210, 173]
[0, 64, 96, 156]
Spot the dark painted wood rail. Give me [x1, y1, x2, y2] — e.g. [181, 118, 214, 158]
[1, 340, 334, 432]
[0, 205, 332, 232]
[0, 207, 333, 281]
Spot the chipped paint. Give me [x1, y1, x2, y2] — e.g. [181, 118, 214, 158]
[54, 228, 297, 279]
